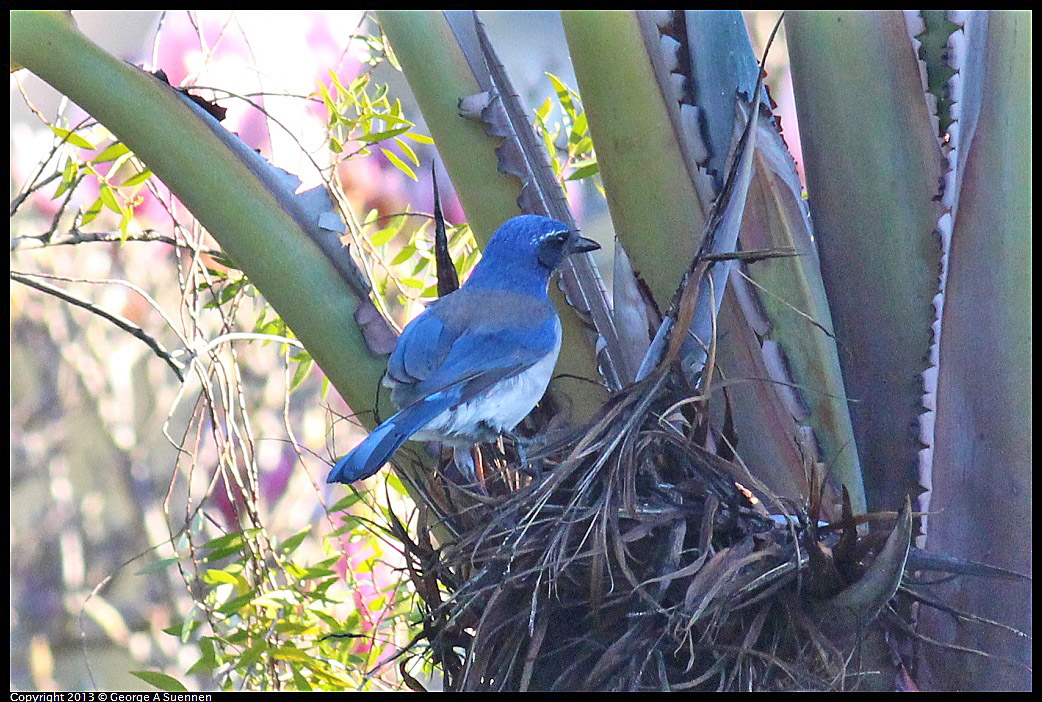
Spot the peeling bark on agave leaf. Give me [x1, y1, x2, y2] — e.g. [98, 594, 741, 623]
[786, 11, 944, 516]
[714, 290, 812, 504]
[611, 241, 656, 383]
[466, 14, 627, 394]
[9, 11, 392, 425]
[677, 98, 760, 383]
[376, 11, 517, 242]
[634, 92, 760, 383]
[377, 10, 607, 418]
[910, 10, 961, 142]
[920, 10, 1031, 692]
[682, 10, 773, 188]
[563, 10, 711, 312]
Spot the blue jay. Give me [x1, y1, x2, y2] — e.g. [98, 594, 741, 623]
[328, 214, 600, 484]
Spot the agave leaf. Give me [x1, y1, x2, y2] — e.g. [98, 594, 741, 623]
[611, 241, 656, 383]
[563, 10, 712, 311]
[912, 10, 960, 141]
[683, 11, 864, 511]
[463, 13, 627, 393]
[786, 11, 945, 515]
[906, 549, 1031, 583]
[678, 96, 761, 382]
[721, 112, 867, 514]
[681, 10, 772, 187]
[568, 12, 864, 510]
[921, 10, 1031, 691]
[377, 10, 607, 418]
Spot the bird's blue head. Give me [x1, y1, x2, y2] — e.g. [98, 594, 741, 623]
[465, 214, 600, 293]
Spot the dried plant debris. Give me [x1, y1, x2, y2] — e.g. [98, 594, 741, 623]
[385, 362, 1028, 691]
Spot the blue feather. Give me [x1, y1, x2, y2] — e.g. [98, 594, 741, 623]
[326, 393, 455, 483]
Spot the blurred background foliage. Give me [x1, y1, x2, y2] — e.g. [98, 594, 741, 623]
[10, 10, 458, 691]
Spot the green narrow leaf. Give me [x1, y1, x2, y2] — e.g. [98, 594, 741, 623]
[546, 72, 576, 116]
[280, 526, 312, 555]
[327, 493, 362, 513]
[565, 161, 599, 181]
[370, 221, 403, 247]
[357, 125, 412, 143]
[535, 96, 553, 122]
[98, 183, 121, 214]
[200, 531, 244, 552]
[121, 168, 152, 187]
[119, 206, 133, 239]
[381, 148, 417, 180]
[289, 355, 313, 392]
[54, 156, 79, 198]
[393, 136, 420, 166]
[80, 196, 104, 225]
[202, 568, 241, 586]
[390, 244, 417, 265]
[404, 132, 434, 144]
[187, 637, 218, 675]
[93, 141, 131, 162]
[291, 667, 313, 692]
[50, 124, 95, 149]
[130, 671, 188, 692]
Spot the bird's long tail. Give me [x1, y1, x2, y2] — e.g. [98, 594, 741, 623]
[327, 394, 452, 484]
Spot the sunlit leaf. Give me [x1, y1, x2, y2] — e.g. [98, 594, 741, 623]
[98, 183, 121, 214]
[50, 124, 95, 149]
[382, 148, 417, 180]
[121, 168, 152, 187]
[93, 141, 130, 162]
[394, 136, 419, 166]
[357, 125, 412, 143]
[80, 196, 104, 225]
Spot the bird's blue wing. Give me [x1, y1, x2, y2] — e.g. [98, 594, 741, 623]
[329, 288, 560, 485]
[387, 288, 560, 407]
[385, 307, 452, 388]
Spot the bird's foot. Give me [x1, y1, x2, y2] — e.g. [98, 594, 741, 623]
[504, 431, 548, 476]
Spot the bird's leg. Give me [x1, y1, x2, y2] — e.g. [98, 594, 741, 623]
[503, 430, 546, 476]
[450, 445, 487, 494]
[472, 445, 486, 492]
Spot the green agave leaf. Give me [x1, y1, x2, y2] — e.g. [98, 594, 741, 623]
[787, 10, 944, 515]
[721, 115, 866, 514]
[920, 10, 1031, 691]
[565, 10, 712, 312]
[378, 10, 608, 418]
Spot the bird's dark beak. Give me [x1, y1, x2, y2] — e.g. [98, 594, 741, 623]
[565, 231, 600, 255]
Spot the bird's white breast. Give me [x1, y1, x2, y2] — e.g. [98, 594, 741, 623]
[412, 319, 562, 443]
